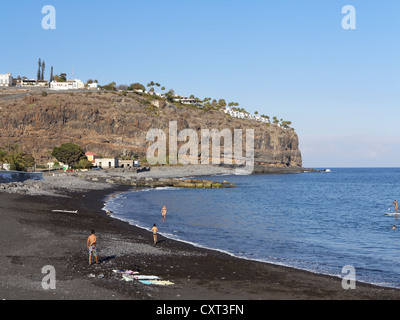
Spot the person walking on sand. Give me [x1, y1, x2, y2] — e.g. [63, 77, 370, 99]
[152, 223, 159, 246]
[161, 205, 167, 220]
[87, 230, 99, 265]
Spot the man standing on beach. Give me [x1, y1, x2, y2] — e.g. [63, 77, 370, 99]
[87, 230, 99, 265]
[152, 224, 159, 246]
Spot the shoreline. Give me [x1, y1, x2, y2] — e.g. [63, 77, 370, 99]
[102, 186, 400, 292]
[87, 186, 400, 299]
[2, 166, 400, 299]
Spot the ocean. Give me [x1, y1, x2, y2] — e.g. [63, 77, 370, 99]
[104, 168, 400, 289]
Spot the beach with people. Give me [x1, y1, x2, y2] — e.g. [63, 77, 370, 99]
[1, 166, 400, 300]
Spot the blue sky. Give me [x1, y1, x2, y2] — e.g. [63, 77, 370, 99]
[1, 0, 399, 167]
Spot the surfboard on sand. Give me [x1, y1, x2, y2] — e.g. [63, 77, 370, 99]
[133, 275, 160, 280]
[52, 209, 78, 214]
[122, 274, 161, 281]
[138, 280, 174, 286]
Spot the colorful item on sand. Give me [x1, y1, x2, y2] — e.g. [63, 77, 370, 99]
[138, 280, 174, 286]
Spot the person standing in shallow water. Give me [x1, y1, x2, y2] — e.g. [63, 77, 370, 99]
[161, 205, 167, 221]
[152, 224, 158, 246]
[87, 230, 99, 265]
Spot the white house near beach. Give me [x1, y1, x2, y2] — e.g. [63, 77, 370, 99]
[93, 158, 118, 169]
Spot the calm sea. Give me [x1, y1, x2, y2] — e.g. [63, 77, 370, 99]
[104, 168, 400, 288]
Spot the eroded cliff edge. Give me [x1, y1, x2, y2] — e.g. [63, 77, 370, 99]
[0, 91, 302, 168]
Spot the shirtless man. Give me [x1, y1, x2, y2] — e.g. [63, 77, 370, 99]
[87, 230, 99, 265]
[152, 224, 159, 246]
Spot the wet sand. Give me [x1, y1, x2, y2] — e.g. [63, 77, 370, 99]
[1, 184, 400, 302]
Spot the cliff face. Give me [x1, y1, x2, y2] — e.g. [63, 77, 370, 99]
[0, 91, 302, 167]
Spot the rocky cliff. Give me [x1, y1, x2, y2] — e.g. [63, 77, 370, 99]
[0, 90, 302, 168]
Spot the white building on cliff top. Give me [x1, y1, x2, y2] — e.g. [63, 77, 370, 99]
[223, 107, 270, 124]
[50, 79, 85, 90]
[0, 73, 13, 87]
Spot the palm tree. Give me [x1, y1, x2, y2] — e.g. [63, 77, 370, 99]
[147, 81, 155, 92]
[6, 150, 24, 171]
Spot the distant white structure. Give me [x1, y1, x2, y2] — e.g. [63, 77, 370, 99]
[173, 96, 204, 108]
[73, 79, 85, 89]
[93, 158, 118, 169]
[50, 79, 85, 90]
[0, 73, 13, 87]
[180, 97, 197, 104]
[17, 79, 49, 87]
[144, 90, 165, 98]
[223, 107, 270, 124]
[50, 82, 69, 90]
[87, 82, 98, 90]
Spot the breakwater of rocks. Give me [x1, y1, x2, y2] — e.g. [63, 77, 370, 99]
[0, 170, 235, 197]
[76, 172, 235, 189]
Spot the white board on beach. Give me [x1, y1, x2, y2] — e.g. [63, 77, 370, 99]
[133, 275, 160, 280]
[122, 274, 161, 281]
[52, 210, 78, 214]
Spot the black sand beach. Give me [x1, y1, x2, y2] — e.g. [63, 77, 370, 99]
[2, 178, 400, 302]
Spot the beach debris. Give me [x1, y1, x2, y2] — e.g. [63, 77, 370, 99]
[52, 209, 78, 214]
[88, 273, 95, 278]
